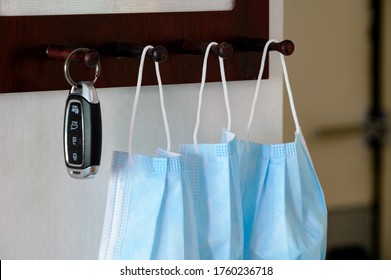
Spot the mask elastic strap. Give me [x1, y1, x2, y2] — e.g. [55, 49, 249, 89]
[193, 42, 232, 151]
[280, 52, 301, 134]
[246, 39, 300, 141]
[128, 46, 171, 160]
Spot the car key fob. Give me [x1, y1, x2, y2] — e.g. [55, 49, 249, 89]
[64, 81, 102, 179]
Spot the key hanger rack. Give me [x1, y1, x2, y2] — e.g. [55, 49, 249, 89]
[0, 0, 293, 94]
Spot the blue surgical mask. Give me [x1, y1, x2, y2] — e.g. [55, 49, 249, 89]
[238, 39, 327, 260]
[99, 46, 199, 260]
[180, 42, 244, 260]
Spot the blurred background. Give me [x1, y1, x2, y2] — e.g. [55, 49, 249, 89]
[283, 0, 391, 259]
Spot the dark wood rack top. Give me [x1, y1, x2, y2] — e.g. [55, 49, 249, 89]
[0, 0, 269, 93]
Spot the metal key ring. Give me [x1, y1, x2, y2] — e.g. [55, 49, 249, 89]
[64, 48, 101, 87]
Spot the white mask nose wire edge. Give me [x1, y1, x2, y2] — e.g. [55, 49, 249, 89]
[246, 39, 300, 141]
[128, 45, 171, 161]
[193, 42, 232, 150]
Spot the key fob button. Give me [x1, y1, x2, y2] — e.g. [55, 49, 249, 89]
[69, 102, 82, 118]
[68, 119, 82, 132]
[68, 133, 82, 149]
[68, 149, 83, 165]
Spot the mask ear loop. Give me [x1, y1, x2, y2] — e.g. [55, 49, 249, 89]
[155, 60, 171, 152]
[128, 45, 171, 163]
[246, 39, 300, 142]
[279, 52, 301, 135]
[193, 42, 232, 153]
[219, 56, 232, 131]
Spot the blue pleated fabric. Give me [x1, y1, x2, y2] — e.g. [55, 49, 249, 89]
[180, 42, 243, 259]
[239, 131, 327, 259]
[238, 39, 327, 260]
[99, 46, 198, 260]
[99, 151, 198, 260]
[99, 41, 327, 260]
[181, 129, 243, 259]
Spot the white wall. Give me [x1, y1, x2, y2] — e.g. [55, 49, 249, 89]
[0, 1, 283, 259]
